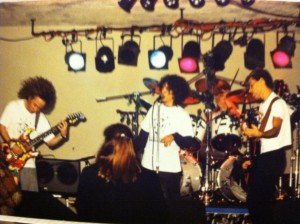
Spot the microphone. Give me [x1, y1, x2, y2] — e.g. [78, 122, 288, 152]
[154, 95, 162, 103]
[96, 97, 107, 102]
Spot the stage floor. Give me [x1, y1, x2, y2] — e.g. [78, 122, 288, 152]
[5, 191, 300, 224]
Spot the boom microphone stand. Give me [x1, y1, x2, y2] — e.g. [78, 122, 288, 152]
[96, 90, 152, 137]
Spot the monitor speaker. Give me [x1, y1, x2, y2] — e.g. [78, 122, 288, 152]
[36, 158, 81, 195]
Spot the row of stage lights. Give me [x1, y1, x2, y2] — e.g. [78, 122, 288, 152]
[118, 0, 255, 12]
[64, 31, 296, 73]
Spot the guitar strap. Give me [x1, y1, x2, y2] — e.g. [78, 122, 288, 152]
[35, 112, 40, 129]
[259, 96, 279, 132]
[250, 96, 279, 158]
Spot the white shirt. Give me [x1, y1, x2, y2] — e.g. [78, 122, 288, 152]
[259, 92, 291, 154]
[0, 99, 55, 167]
[141, 103, 194, 173]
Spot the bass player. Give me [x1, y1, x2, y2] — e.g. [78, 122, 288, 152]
[242, 69, 291, 224]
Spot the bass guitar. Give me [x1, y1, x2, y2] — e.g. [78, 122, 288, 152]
[5, 112, 86, 171]
[244, 107, 261, 158]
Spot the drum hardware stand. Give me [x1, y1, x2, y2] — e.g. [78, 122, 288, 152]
[279, 121, 300, 200]
[198, 52, 218, 205]
[96, 90, 152, 137]
[294, 122, 300, 198]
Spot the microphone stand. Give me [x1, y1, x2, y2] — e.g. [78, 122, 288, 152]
[96, 90, 153, 137]
[200, 52, 217, 206]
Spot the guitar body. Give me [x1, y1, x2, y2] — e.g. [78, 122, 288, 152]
[6, 145, 33, 172]
[4, 112, 86, 172]
[5, 130, 35, 172]
[244, 107, 261, 158]
[249, 137, 261, 158]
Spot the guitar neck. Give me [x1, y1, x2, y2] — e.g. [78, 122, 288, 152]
[27, 113, 85, 148]
[29, 125, 60, 147]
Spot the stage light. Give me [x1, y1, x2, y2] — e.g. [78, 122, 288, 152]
[118, 39, 140, 66]
[215, 0, 230, 7]
[244, 38, 265, 70]
[95, 46, 115, 73]
[210, 40, 232, 71]
[118, 0, 137, 13]
[140, 0, 157, 11]
[271, 34, 296, 68]
[149, 45, 173, 69]
[179, 41, 201, 73]
[189, 0, 205, 8]
[65, 51, 86, 72]
[163, 0, 179, 9]
[241, 0, 255, 7]
[149, 50, 166, 69]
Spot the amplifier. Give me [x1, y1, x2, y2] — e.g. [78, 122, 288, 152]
[36, 158, 81, 195]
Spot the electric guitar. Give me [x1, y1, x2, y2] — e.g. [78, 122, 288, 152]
[240, 107, 260, 159]
[5, 112, 86, 171]
[245, 107, 261, 158]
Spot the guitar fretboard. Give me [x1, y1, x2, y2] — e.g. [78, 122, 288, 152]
[29, 125, 60, 147]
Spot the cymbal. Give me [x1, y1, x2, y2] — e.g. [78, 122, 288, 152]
[143, 78, 160, 94]
[226, 89, 259, 104]
[195, 78, 230, 95]
[184, 91, 201, 105]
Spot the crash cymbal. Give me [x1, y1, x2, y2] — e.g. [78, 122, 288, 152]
[143, 78, 160, 94]
[195, 78, 230, 95]
[226, 89, 259, 104]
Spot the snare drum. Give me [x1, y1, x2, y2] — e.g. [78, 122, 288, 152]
[211, 113, 241, 152]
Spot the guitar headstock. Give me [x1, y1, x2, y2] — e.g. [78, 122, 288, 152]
[66, 112, 86, 125]
[274, 79, 290, 103]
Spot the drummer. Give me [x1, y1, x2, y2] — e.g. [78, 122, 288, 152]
[213, 81, 241, 119]
[197, 79, 240, 160]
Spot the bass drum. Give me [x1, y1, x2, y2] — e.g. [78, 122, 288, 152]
[216, 156, 247, 202]
[190, 115, 206, 142]
[211, 113, 241, 153]
[180, 154, 202, 197]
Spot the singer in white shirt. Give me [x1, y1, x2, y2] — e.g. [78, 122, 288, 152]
[135, 74, 200, 205]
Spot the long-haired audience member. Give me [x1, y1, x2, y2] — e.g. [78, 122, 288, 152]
[75, 123, 167, 223]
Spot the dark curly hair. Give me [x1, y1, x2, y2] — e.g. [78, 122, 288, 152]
[159, 74, 190, 106]
[246, 69, 274, 90]
[18, 76, 57, 114]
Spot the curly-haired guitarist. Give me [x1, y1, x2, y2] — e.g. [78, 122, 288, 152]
[0, 76, 69, 190]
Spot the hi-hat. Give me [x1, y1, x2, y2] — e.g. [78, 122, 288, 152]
[195, 78, 230, 95]
[143, 78, 160, 94]
[226, 89, 259, 104]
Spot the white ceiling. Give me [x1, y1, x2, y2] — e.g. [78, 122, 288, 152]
[0, 0, 299, 27]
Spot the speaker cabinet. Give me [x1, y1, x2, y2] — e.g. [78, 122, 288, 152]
[36, 158, 81, 195]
